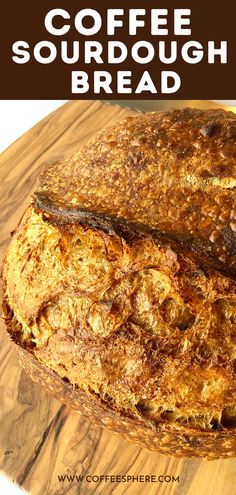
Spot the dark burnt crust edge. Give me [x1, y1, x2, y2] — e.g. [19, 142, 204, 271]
[2, 288, 236, 459]
[33, 194, 233, 279]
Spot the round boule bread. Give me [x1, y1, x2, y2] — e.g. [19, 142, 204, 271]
[2, 107, 236, 458]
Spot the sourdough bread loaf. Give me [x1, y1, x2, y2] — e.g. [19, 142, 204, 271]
[3, 108, 236, 458]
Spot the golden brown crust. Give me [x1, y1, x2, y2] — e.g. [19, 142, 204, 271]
[3, 108, 236, 458]
[35, 108, 236, 275]
[3, 204, 236, 457]
[3, 286, 236, 459]
[9, 339, 236, 459]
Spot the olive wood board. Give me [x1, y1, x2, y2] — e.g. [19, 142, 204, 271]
[0, 100, 236, 495]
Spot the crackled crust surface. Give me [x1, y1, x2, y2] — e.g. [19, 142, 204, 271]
[35, 108, 236, 274]
[3, 206, 236, 442]
[8, 343, 236, 459]
[3, 108, 236, 458]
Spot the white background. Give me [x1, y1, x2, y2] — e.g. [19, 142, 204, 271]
[0, 473, 27, 494]
[0, 100, 67, 153]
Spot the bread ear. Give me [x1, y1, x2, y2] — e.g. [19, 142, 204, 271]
[34, 108, 236, 276]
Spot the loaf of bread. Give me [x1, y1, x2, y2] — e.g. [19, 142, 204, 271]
[3, 108, 236, 458]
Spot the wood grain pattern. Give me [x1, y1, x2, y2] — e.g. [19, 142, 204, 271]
[0, 100, 236, 495]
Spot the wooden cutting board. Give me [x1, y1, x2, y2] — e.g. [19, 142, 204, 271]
[0, 100, 236, 495]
